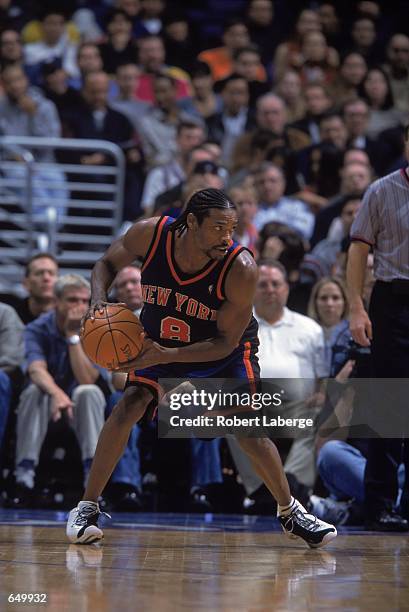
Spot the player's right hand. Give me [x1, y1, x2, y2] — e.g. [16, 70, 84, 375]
[86, 301, 127, 321]
[349, 307, 372, 347]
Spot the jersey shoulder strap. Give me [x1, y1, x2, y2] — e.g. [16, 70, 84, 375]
[216, 243, 254, 301]
[141, 216, 173, 272]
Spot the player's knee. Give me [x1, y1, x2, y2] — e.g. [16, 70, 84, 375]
[113, 386, 153, 425]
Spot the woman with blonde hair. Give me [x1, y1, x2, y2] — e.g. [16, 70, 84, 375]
[308, 276, 350, 371]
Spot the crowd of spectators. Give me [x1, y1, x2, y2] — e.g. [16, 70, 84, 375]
[0, 0, 408, 526]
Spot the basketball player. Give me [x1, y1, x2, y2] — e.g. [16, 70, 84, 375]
[66, 188, 336, 547]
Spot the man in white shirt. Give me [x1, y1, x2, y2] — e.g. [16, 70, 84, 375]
[229, 259, 327, 501]
[255, 259, 328, 485]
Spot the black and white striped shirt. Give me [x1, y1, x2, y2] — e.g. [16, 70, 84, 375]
[351, 168, 409, 281]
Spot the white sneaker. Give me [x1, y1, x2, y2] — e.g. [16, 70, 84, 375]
[278, 498, 337, 549]
[66, 501, 109, 544]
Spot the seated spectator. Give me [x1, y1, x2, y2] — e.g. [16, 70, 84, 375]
[70, 6, 103, 43]
[0, 29, 24, 70]
[230, 128, 278, 180]
[0, 302, 24, 452]
[153, 159, 225, 217]
[24, 8, 79, 82]
[141, 120, 205, 213]
[138, 72, 201, 168]
[162, 10, 198, 74]
[231, 93, 311, 183]
[311, 196, 361, 274]
[4, 253, 58, 324]
[273, 9, 322, 80]
[245, 0, 279, 66]
[274, 70, 305, 123]
[104, 265, 145, 511]
[116, 0, 143, 38]
[206, 74, 254, 165]
[0, 63, 67, 223]
[246, 259, 328, 492]
[383, 34, 409, 117]
[317, 2, 342, 50]
[136, 0, 165, 36]
[348, 16, 383, 66]
[329, 52, 368, 105]
[226, 45, 270, 107]
[358, 67, 404, 138]
[309, 269, 389, 526]
[229, 185, 259, 255]
[99, 9, 137, 76]
[135, 34, 192, 102]
[177, 61, 222, 120]
[297, 112, 348, 201]
[253, 163, 315, 240]
[66, 70, 143, 221]
[13, 275, 108, 505]
[198, 19, 264, 82]
[41, 58, 83, 133]
[257, 221, 309, 312]
[151, 144, 218, 213]
[307, 277, 350, 369]
[342, 97, 390, 176]
[0, 63, 61, 154]
[298, 30, 338, 86]
[291, 83, 333, 145]
[68, 43, 120, 101]
[113, 264, 143, 315]
[21, 7, 80, 45]
[110, 62, 151, 131]
[310, 161, 372, 247]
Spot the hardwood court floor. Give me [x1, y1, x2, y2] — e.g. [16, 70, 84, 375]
[1, 511, 409, 612]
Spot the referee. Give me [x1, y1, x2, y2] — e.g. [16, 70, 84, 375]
[347, 127, 409, 532]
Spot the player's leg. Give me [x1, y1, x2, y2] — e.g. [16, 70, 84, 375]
[223, 343, 337, 548]
[67, 385, 153, 544]
[236, 435, 337, 548]
[236, 436, 290, 505]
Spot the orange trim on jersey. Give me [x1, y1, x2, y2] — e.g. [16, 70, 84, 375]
[243, 341, 256, 395]
[127, 374, 164, 399]
[166, 232, 219, 285]
[216, 245, 242, 300]
[141, 216, 169, 273]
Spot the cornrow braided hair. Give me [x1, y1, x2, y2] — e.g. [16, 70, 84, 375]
[169, 188, 237, 236]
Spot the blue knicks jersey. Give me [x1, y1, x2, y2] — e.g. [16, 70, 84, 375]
[139, 216, 258, 348]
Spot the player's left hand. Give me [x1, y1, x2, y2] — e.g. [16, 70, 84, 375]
[114, 337, 174, 372]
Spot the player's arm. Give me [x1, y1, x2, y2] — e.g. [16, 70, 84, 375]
[120, 252, 258, 370]
[346, 240, 372, 347]
[90, 217, 160, 314]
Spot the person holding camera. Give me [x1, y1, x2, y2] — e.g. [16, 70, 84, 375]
[347, 127, 409, 531]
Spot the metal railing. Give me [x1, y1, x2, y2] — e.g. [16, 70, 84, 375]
[0, 136, 125, 293]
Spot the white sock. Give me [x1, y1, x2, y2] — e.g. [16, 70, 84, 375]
[78, 500, 99, 510]
[278, 496, 296, 517]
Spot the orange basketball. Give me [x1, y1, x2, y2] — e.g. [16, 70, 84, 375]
[80, 304, 144, 370]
